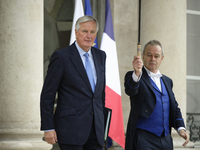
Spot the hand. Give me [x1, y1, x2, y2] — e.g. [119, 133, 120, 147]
[132, 55, 143, 77]
[44, 130, 58, 144]
[178, 129, 190, 146]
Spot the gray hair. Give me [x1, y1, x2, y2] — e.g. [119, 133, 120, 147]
[143, 40, 164, 56]
[75, 15, 99, 32]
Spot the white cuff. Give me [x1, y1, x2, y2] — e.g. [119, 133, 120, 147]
[44, 129, 55, 132]
[132, 71, 142, 82]
[177, 127, 186, 132]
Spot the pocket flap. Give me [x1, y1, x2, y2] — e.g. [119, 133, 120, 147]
[59, 108, 77, 118]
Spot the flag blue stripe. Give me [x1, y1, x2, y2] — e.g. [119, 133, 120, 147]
[84, 0, 93, 16]
[85, 0, 99, 48]
[104, 0, 115, 41]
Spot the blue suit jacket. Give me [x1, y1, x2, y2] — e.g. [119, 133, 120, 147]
[124, 67, 185, 150]
[40, 42, 106, 145]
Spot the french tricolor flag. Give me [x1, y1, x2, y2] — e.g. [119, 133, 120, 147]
[100, 0, 125, 148]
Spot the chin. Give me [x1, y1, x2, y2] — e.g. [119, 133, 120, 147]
[84, 43, 92, 47]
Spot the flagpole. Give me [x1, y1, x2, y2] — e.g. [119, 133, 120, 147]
[137, 0, 141, 57]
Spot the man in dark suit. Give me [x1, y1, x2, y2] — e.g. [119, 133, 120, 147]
[40, 15, 106, 150]
[124, 40, 189, 150]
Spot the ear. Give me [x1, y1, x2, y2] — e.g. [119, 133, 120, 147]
[161, 55, 164, 61]
[75, 29, 78, 38]
[142, 53, 144, 61]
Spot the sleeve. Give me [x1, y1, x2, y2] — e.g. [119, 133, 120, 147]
[170, 79, 186, 130]
[174, 100, 186, 129]
[124, 71, 140, 96]
[40, 51, 64, 130]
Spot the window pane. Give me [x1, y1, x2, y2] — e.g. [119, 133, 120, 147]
[187, 0, 200, 11]
[187, 14, 200, 76]
[187, 80, 200, 113]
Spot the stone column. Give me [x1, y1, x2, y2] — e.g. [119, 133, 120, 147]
[0, 0, 52, 149]
[113, 0, 139, 132]
[140, 0, 187, 122]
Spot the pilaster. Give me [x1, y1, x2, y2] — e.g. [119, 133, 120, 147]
[0, 0, 51, 149]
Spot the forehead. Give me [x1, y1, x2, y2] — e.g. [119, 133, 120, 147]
[145, 45, 162, 55]
[79, 20, 96, 28]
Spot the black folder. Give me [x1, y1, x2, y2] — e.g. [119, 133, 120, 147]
[104, 107, 112, 150]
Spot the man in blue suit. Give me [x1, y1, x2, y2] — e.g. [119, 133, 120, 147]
[124, 40, 189, 150]
[40, 15, 106, 150]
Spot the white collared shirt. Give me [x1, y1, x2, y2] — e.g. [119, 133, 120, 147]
[132, 67, 162, 92]
[144, 67, 162, 92]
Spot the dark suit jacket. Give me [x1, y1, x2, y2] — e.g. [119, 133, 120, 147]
[40, 42, 106, 146]
[124, 67, 185, 150]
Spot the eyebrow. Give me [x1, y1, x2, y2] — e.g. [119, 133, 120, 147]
[146, 53, 161, 57]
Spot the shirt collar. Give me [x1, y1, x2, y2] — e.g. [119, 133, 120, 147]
[144, 66, 162, 78]
[75, 41, 92, 57]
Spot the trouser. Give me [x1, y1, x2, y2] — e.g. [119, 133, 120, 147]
[134, 129, 173, 150]
[58, 121, 102, 150]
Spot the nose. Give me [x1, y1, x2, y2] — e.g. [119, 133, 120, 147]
[151, 55, 156, 60]
[86, 32, 91, 38]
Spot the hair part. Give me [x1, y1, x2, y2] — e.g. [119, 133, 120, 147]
[143, 40, 164, 56]
[75, 15, 99, 32]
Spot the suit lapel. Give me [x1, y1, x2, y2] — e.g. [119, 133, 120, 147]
[91, 47, 101, 94]
[161, 76, 171, 96]
[69, 43, 92, 91]
[141, 67, 154, 93]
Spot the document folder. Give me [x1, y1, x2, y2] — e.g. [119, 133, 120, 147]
[104, 107, 112, 150]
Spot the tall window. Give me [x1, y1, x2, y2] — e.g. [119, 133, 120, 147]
[187, 0, 200, 142]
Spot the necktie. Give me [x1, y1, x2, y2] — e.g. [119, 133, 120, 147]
[84, 53, 95, 92]
[149, 72, 162, 92]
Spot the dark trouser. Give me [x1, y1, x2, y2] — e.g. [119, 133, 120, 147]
[134, 129, 173, 150]
[58, 121, 102, 150]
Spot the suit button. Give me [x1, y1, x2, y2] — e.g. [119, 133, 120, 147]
[93, 98, 95, 101]
[91, 112, 93, 115]
[145, 110, 148, 113]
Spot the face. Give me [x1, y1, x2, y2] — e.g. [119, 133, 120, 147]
[75, 20, 97, 52]
[142, 44, 164, 73]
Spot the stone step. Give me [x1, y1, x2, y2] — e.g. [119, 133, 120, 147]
[108, 145, 199, 150]
[107, 138, 199, 150]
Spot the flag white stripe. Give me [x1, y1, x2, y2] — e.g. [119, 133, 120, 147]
[101, 33, 121, 95]
[69, 0, 84, 45]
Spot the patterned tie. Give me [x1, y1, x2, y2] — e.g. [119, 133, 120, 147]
[84, 53, 95, 92]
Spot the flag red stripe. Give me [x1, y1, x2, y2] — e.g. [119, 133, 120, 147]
[105, 85, 125, 148]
